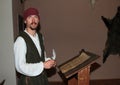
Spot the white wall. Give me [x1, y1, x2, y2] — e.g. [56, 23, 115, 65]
[0, 0, 16, 85]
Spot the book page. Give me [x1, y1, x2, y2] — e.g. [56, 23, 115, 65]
[59, 52, 90, 73]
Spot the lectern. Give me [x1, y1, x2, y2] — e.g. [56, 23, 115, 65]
[58, 49, 100, 85]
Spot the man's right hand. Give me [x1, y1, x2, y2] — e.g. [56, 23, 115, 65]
[43, 60, 56, 69]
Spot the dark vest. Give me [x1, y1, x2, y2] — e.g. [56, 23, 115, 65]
[17, 31, 48, 85]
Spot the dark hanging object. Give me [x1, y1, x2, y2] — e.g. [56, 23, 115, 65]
[101, 6, 120, 63]
[0, 80, 5, 85]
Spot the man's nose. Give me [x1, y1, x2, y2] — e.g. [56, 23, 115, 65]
[32, 17, 35, 21]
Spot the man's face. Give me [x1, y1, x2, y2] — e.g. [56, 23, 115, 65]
[25, 15, 39, 30]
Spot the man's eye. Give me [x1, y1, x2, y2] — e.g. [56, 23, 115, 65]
[32, 16, 38, 18]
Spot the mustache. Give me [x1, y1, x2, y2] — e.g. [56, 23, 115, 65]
[31, 22, 37, 25]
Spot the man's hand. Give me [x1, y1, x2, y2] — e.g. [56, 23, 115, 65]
[43, 60, 56, 69]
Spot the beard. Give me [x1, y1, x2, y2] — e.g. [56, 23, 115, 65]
[29, 22, 39, 30]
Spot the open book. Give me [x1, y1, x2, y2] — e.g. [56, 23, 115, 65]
[58, 49, 100, 78]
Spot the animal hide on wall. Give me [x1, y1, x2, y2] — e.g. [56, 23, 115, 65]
[101, 6, 120, 63]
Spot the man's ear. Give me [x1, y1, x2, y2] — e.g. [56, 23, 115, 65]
[24, 21, 26, 23]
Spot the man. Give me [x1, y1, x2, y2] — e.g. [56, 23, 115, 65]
[14, 8, 56, 85]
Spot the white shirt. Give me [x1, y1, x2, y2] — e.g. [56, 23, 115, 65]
[14, 30, 50, 77]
